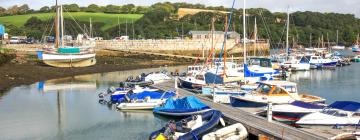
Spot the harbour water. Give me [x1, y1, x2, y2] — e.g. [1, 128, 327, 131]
[0, 62, 359, 140]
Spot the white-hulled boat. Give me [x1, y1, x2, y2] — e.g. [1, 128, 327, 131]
[230, 81, 325, 108]
[296, 101, 360, 126]
[282, 55, 310, 71]
[144, 72, 172, 84]
[38, 2, 96, 67]
[117, 99, 164, 110]
[331, 45, 345, 50]
[202, 123, 248, 140]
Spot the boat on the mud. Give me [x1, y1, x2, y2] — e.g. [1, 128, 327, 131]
[153, 96, 212, 116]
[296, 101, 360, 126]
[37, 3, 96, 67]
[149, 110, 223, 140]
[229, 81, 325, 108]
[202, 123, 248, 140]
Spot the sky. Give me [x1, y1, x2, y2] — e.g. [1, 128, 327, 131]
[1, 0, 360, 17]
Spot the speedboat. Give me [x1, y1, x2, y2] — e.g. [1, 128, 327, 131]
[202, 123, 248, 140]
[109, 86, 159, 103]
[229, 81, 325, 108]
[150, 110, 223, 140]
[116, 90, 176, 110]
[296, 101, 360, 126]
[153, 96, 212, 116]
[262, 101, 326, 123]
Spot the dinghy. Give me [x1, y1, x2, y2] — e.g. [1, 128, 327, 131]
[230, 81, 325, 108]
[296, 101, 360, 126]
[153, 96, 211, 116]
[150, 110, 222, 140]
[202, 123, 248, 140]
[144, 72, 172, 84]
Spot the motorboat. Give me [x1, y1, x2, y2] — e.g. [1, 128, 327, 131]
[262, 101, 326, 123]
[331, 45, 345, 50]
[202, 123, 248, 140]
[108, 86, 159, 103]
[144, 72, 172, 84]
[116, 90, 176, 110]
[229, 81, 325, 108]
[282, 55, 310, 71]
[352, 45, 360, 52]
[306, 55, 337, 69]
[153, 96, 212, 116]
[178, 72, 207, 90]
[296, 101, 360, 126]
[150, 110, 223, 140]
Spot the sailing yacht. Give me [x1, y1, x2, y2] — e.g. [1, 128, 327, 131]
[331, 30, 345, 50]
[38, 1, 96, 67]
[352, 34, 360, 52]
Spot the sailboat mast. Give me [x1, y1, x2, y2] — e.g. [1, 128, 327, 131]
[60, 5, 64, 48]
[90, 18, 92, 38]
[243, 0, 246, 64]
[285, 8, 290, 60]
[55, 0, 59, 48]
[336, 30, 339, 45]
[254, 17, 257, 56]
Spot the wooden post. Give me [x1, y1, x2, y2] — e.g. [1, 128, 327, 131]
[267, 101, 273, 122]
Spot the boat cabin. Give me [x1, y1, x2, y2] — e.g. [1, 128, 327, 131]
[322, 101, 360, 117]
[253, 81, 298, 96]
[248, 57, 272, 68]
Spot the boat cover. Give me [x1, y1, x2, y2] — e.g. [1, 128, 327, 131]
[329, 101, 360, 112]
[244, 64, 279, 77]
[154, 96, 210, 113]
[58, 48, 80, 53]
[290, 101, 324, 109]
[128, 91, 176, 100]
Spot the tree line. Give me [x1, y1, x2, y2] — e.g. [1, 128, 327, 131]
[3, 2, 360, 47]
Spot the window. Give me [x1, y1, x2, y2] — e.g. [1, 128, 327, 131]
[272, 87, 282, 94]
[256, 84, 272, 95]
[283, 86, 297, 93]
[195, 75, 204, 80]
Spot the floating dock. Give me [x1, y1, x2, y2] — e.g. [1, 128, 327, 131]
[153, 80, 357, 140]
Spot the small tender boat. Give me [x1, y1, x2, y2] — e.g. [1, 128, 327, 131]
[153, 96, 212, 116]
[330, 131, 360, 140]
[296, 101, 360, 126]
[264, 101, 326, 123]
[202, 123, 248, 140]
[150, 110, 223, 140]
[230, 81, 325, 108]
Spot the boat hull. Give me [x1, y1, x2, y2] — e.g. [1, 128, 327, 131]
[178, 77, 203, 89]
[153, 108, 212, 117]
[272, 112, 309, 123]
[229, 96, 268, 108]
[42, 53, 96, 67]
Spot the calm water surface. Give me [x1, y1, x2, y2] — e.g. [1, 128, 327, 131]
[0, 61, 359, 139]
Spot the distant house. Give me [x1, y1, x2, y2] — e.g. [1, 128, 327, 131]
[189, 30, 240, 40]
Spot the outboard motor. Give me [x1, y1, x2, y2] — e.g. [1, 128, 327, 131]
[98, 92, 105, 98]
[107, 86, 116, 94]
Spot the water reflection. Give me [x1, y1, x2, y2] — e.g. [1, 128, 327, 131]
[0, 66, 185, 140]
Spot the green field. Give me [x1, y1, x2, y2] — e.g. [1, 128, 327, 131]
[0, 12, 143, 31]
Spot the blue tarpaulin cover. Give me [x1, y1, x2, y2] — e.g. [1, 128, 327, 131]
[329, 101, 360, 112]
[154, 96, 210, 113]
[291, 101, 324, 109]
[0, 24, 5, 35]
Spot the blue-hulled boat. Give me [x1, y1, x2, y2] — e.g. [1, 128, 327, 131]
[108, 86, 159, 103]
[153, 96, 211, 116]
[149, 110, 222, 140]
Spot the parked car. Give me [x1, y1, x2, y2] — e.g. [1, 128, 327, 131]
[26, 38, 34, 44]
[9, 37, 19, 44]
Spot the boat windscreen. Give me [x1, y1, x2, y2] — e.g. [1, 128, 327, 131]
[329, 101, 360, 112]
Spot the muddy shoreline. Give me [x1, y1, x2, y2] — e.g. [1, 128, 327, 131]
[0, 50, 191, 93]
